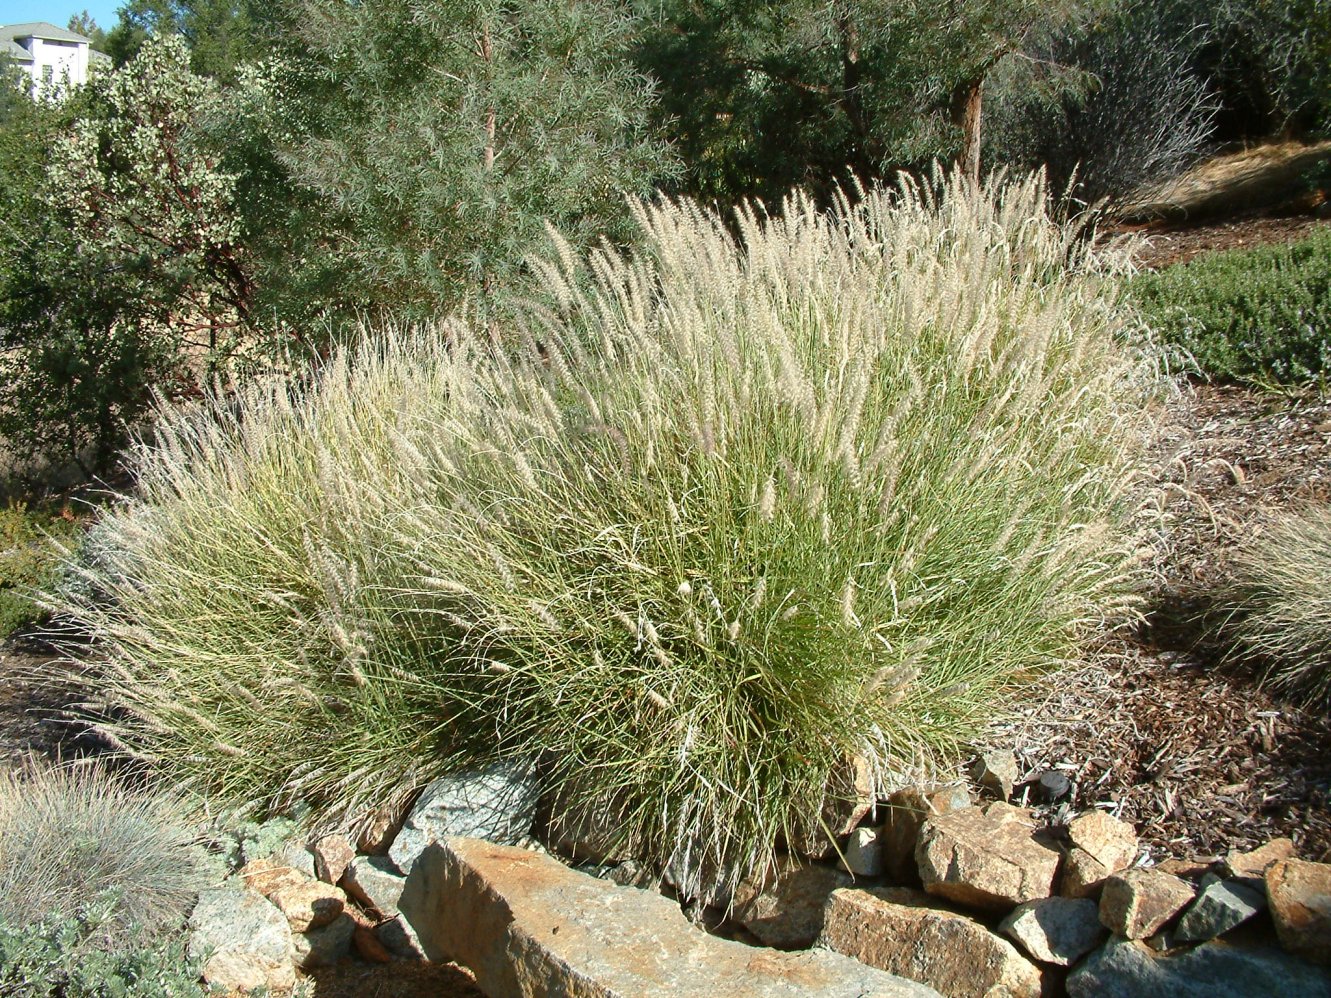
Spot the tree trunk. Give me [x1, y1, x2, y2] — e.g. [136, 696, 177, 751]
[950, 76, 983, 186]
[838, 9, 867, 180]
[480, 25, 496, 171]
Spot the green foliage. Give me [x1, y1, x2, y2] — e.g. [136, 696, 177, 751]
[0, 762, 208, 951]
[0, 904, 205, 998]
[1226, 505, 1331, 705]
[0, 37, 264, 472]
[1129, 226, 1331, 386]
[0, 501, 82, 639]
[54, 174, 1158, 899]
[274, 0, 676, 323]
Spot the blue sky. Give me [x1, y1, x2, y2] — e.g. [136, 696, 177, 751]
[1, 0, 123, 31]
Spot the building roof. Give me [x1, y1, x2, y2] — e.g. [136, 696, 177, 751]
[3, 37, 34, 62]
[2, 22, 93, 45]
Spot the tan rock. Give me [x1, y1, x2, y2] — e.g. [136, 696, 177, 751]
[1060, 847, 1111, 899]
[787, 755, 876, 860]
[1066, 811, 1138, 875]
[1155, 858, 1214, 881]
[1265, 858, 1331, 965]
[819, 887, 1042, 998]
[1224, 838, 1296, 881]
[354, 923, 393, 963]
[916, 802, 1061, 911]
[241, 862, 347, 932]
[969, 750, 1019, 802]
[881, 784, 973, 884]
[313, 833, 356, 885]
[356, 802, 407, 855]
[407, 838, 938, 997]
[187, 886, 296, 993]
[733, 860, 852, 949]
[1098, 868, 1195, 940]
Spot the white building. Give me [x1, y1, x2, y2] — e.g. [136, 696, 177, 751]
[2, 22, 108, 98]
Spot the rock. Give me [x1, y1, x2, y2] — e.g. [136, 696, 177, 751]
[187, 886, 296, 993]
[1060, 847, 1111, 899]
[1223, 838, 1295, 886]
[407, 837, 938, 997]
[1036, 771, 1072, 803]
[881, 784, 972, 884]
[733, 861, 852, 949]
[819, 886, 1042, 998]
[998, 896, 1107, 966]
[1066, 811, 1137, 875]
[388, 759, 541, 876]
[787, 754, 876, 860]
[343, 854, 407, 916]
[1266, 858, 1331, 965]
[1098, 868, 1195, 940]
[844, 825, 885, 878]
[916, 802, 1061, 911]
[1155, 858, 1214, 881]
[1173, 874, 1266, 942]
[271, 839, 317, 881]
[1067, 935, 1331, 998]
[377, 914, 427, 961]
[970, 750, 1019, 802]
[313, 833, 356, 886]
[542, 788, 634, 865]
[291, 912, 355, 969]
[354, 923, 393, 963]
[607, 859, 653, 888]
[240, 861, 346, 932]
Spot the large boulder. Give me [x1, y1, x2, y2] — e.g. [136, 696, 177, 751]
[1098, 868, 1195, 940]
[187, 886, 296, 993]
[405, 837, 938, 997]
[916, 802, 1061, 911]
[388, 759, 541, 875]
[998, 896, 1106, 966]
[819, 886, 1042, 998]
[1067, 935, 1331, 998]
[1266, 858, 1331, 965]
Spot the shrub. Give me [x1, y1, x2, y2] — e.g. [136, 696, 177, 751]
[0, 501, 83, 639]
[54, 172, 1158, 900]
[1129, 225, 1331, 387]
[0, 905, 205, 998]
[0, 761, 207, 951]
[1226, 505, 1331, 705]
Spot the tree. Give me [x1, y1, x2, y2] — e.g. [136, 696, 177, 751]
[0, 37, 261, 472]
[634, 0, 1102, 203]
[273, 0, 676, 325]
[66, 11, 108, 52]
[104, 0, 265, 79]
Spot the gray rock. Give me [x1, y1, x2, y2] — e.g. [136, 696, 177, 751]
[376, 914, 427, 961]
[844, 825, 886, 878]
[1067, 935, 1331, 998]
[999, 896, 1107, 966]
[343, 854, 407, 915]
[1173, 874, 1266, 942]
[291, 911, 355, 969]
[271, 839, 318, 881]
[407, 837, 939, 996]
[970, 750, 1018, 802]
[387, 759, 540, 875]
[187, 886, 296, 992]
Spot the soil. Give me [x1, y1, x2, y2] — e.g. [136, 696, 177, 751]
[2, 211, 1329, 985]
[1125, 212, 1331, 269]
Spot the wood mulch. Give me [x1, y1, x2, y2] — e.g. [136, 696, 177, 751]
[1117, 212, 1331, 270]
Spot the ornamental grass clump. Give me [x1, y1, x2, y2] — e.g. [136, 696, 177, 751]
[53, 172, 1158, 900]
[1226, 506, 1331, 706]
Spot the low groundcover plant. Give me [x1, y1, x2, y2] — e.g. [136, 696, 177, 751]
[53, 171, 1159, 901]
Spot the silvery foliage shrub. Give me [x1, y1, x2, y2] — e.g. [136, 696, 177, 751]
[54, 172, 1159, 901]
[0, 761, 206, 951]
[988, 0, 1217, 207]
[1226, 506, 1331, 706]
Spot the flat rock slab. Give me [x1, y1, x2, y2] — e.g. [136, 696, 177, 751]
[1067, 936, 1331, 998]
[819, 887, 1042, 998]
[187, 885, 296, 993]
[407, 837, 939, 997]
[917, 802, 1061, 911]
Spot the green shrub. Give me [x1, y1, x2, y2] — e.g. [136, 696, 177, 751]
[54, 172, 1158, 900]
[0, 903, 205, 998]
[1226, 505, 1331, 705]
[0, 501, 82, 639]
[1129, 225, 1331, 387]
[0, 761, 207, 951]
